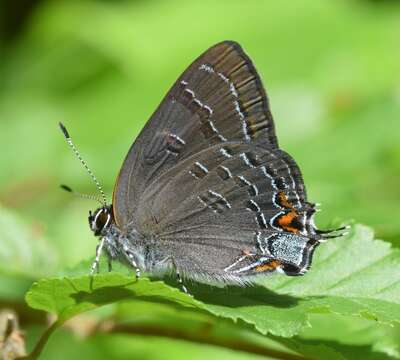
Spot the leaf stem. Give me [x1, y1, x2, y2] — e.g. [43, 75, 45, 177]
[19, 318, 312, 360]
[105, 323, 312, 360]
[18, 320, 61, 360]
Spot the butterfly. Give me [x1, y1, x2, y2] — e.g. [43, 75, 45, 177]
[60, 41, 346, 292]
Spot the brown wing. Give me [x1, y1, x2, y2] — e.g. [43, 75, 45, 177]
[113, 41, 278, 228]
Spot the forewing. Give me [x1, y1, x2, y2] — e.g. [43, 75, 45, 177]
[113, 41, 277, 227]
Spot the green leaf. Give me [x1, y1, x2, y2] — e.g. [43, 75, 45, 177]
[25, 224, 400, 340]
[32, 326, 278, 360]
[298, 313, 400, 359]
[25, 275, 200, 323]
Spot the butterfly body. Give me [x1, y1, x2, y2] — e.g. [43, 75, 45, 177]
[91, 204, 319, 286]
[80, 41, 345, 289]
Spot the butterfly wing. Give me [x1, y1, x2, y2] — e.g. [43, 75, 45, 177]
[137, 143, 311, 234]
[134, 142, 320, 281]
[156, 225, 319, 284]
[113, 41, 327, 282]
[113, 41, 278, 228]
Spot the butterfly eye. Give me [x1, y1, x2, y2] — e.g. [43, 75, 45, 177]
[91, 208, 111, 235]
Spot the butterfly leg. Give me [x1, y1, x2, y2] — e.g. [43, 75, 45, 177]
[156, 256, 190, 294]
[170, 258, 190, 295]
[90, 238, 105, 275]
[176, 268, 189, 294]
[134, 266, 141, 280]
[128, 256, 141, 280]
[122, 246, 141, 280]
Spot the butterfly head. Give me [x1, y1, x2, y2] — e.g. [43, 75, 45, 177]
[89, 205, 113, 236]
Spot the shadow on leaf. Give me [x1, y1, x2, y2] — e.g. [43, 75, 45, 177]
[162, 277, 299, 308]
[285, 337, 396, 360]
[71, 287, 135, 306]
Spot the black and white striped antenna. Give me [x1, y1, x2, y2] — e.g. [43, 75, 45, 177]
[60, 184, 104, 205]
[59, 122, 107, 206]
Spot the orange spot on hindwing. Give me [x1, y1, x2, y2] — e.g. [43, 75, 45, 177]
[274, 192, 303, 234]
[277, 210, 300, 234]
[277, 191, 293, 209]
[255, 260, 281, 272]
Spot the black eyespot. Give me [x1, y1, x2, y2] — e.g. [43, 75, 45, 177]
[282, 263, 302, 276]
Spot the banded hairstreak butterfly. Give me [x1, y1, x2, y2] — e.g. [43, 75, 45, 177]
[60, 41, 347, 292]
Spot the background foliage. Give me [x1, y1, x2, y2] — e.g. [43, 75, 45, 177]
[0, 0, 399, 359]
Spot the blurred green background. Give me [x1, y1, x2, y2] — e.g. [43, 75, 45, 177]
[0, 0, 399, 359]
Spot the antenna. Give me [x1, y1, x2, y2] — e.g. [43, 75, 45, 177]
[60, 184, 104, 205]
[59, 122, 107, 205]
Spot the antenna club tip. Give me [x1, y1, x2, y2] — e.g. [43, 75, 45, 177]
[60, 184, 72, 192]
[59, 122, 70, 139]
